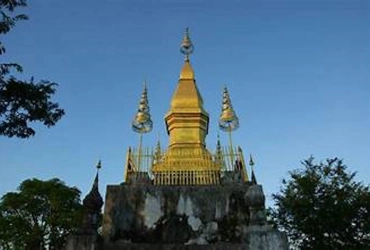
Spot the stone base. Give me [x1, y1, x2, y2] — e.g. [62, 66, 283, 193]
[95, 226, 288, 250]
[67, 183, 288, 250]
[102, 183, 251, 244]
[245, 226, 288, 250]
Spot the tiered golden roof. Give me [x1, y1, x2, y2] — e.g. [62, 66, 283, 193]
[164, 59, 209, 149]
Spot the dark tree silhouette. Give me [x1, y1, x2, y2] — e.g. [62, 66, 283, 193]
[0, 178, 83, 249]
[270, 157, 370, 250]
[0, 0, 64, 138]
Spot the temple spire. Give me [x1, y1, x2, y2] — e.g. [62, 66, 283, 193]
[179, 28, 195, 80]
[180, 28, 194, 61]
[219, 86, 239, 165]
[165, 28, 209, 148]
[132, 82, 153, 134]
[89, 160, 102, 198]
[132, 82, 153, 169]
[219, 86, 239, 132]
[93, 159, 102, 189]
[81, 160, 104, 232]
[249, 154, 257, 184]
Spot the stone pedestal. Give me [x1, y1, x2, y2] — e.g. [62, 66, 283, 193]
[102, 183, 249, 244]
[245, 225, 288, 250]
[96, 183, 288, 250]
[66, 182, 288, 249]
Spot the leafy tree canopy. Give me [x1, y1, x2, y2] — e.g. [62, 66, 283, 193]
[0, 0, 64, 138]
[270, 157, 370, 250]
[0, 178, 83, 250]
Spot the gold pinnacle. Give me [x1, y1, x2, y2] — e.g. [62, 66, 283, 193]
[180, 28, 194, 60]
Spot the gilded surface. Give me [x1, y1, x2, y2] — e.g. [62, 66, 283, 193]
[165, 59, 209, 149]
[124, 29, 249, 185]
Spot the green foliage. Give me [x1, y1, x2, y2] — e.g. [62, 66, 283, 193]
[0, 178, 83, 250]
[270, 157, 370, 250]
[0, 0, 64, 138]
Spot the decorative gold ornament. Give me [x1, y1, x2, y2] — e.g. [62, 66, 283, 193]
[219, 87, 239, 132]
[132, 83, 153, 170]
[219, 86, 239, 167]
[132, 83, 153, 134]
[180, 28, 194, 60]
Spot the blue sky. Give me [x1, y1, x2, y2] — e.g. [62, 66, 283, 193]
[1, 0, 369, 206]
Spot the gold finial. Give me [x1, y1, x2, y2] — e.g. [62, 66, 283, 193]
[180, 28, 194, 60]
[219, 86, 239, 167]
[132, 82, 152, 170]
[132, 82, 153, 134]
[219, 86, 239, 132]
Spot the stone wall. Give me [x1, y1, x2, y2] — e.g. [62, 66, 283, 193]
[66, 183, 288, 249]
[102, 183, 251, 244]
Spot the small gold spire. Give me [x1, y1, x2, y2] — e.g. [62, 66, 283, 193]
[219, 86, 239, 167]
[180, 28, 194, 60]
[132, 82, 153, 134]
[179, 60, 195, 80]
[132, 82, 153, 170]
[165, 29, 208, 149]
[219, 86, 239, 132]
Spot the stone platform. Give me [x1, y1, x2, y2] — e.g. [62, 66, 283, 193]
[99, 183, 288, 249]
[102, 183, 249, 243]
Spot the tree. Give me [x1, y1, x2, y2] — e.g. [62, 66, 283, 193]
[270, 157, 370, 250]
[0, 0, 64, 138]
[0, 178, 83, 250]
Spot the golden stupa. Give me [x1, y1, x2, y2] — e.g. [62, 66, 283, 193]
[124, 28, 248, 185]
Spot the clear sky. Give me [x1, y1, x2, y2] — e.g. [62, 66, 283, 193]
[1, 0, 369, 206]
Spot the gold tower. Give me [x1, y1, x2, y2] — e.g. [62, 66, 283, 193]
[151, 29, 219, 185]
[124, 29, 248, 185]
